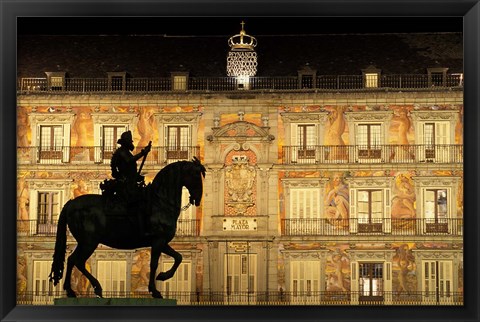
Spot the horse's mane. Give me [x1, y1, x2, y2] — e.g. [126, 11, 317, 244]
[151, 161, 189, 190]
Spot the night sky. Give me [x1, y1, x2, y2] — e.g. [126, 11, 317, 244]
[17, 16, 463, 36]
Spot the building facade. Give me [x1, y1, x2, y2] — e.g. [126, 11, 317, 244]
[16, 31, 463, 306]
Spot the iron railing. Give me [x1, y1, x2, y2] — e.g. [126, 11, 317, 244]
[17, 219, 200, 237]
[281, 144, 463, 164]
[17, 146, 200, 165]
[16, 290, 463, 306]
[17, 74, 464, 94]
[281, 218, 463, 236]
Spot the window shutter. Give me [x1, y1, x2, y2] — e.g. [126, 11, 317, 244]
[384, 262, 392, 304]
[439, 261, 452, 301]
[349, 189, 357, 233]
[36, 125, 41, 162]
[291, 124, 298, 162]
[351, 262, 359, 304]
[62, 125, 70, 163]
[418, 123, 426, 161]
[94, 124, 102, 163]
[384, 189, 391, 233]
[436, 122, 449, 145]
[97, 261, 108, 292]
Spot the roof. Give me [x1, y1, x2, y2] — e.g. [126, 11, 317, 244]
[17, 33, 463, 78]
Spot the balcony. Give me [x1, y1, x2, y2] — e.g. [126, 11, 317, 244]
[16, 290, 463, 306]
[281, 218, 463, 236]
[17, 146, 200, 165]
[17, 74, 463, 94]
[17, 219, 200, 237]
[282, 144, 463, 165]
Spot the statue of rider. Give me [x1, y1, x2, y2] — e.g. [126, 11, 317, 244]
[110, 130, 152, 236]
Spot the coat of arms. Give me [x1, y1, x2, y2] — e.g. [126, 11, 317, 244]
[225, 155, 256, 215]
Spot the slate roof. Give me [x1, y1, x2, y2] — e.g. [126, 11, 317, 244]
[17, 33, 463, 78]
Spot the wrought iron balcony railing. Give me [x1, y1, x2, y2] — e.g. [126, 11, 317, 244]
[16, 290, 463, 306]
[17, 219, 200, 237]
[281, 218, 463, 236]
[17, 146, 200, 165]
[282, 144, 463, 164]
[18, 74, 464, 94]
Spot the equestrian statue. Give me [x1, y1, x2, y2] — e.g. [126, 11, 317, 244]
[49, 131, 206, 299]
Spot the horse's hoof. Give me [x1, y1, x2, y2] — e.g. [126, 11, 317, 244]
[94, 286, 103, 298]
[151, 291, 163, 299]
[156, 272, 168, 281]
[66, 290, 77, 298]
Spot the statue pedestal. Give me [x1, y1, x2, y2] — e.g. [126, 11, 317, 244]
[54, 298, 177, 306]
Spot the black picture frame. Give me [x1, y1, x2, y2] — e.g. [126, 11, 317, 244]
[2, 1, 479, 321]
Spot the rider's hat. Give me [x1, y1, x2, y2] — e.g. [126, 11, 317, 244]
[117, 130, 133, 145]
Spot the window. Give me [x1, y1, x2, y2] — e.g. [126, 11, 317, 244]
[37, 191, 60, 235]
[357, 190, 383, 233]
[423, 260, 453, 304]
[424, 189, 448, 233]
[224, 254, 256, 304]
[173, 75, 187, 91]
[291, 124, 317, 162]
[348, 177, 392, 234]
[97, 260, 127, 296]
[92, 112, 136, 164]
[422, 122, 449, 161]
[290, 260, 320, 304]
[31, 113, 74, 164]
[101, 125, 126, 161]
[357, 124, 382, 159]
[50, 77, 63, 90]
[166, 125, 190, 161]
[411, 110, 458, 163]
[289, 188, 321, 234]
[351, 259, 392, 304]
[358, 263, 384, 301]
[159, 261, 191, 304]
[345, 111, 393, 163]
[413, 176, 459, 235]
[33, 260, 62, 304]
[39, 125, 63, 161]
[364, 73, 378, 88]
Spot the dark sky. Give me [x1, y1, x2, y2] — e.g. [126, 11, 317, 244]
[17, 17, 462, 36]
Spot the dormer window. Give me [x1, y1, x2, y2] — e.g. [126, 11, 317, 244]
[427, 67, 448, 87]
[362, 66, 381, 88]
[107, 72, 127, 91]
[298, 65, 317, 89]
[45, 72, 66, 91]
[171, 71, 189, 91]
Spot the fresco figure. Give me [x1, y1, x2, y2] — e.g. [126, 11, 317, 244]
[391, 173, 416, 219]
[326, 249, 349, 292]
[17, 256, 27, 295]
[390, 108, 415, 161]
[132, 250, 151, 292]
[393, 244, 416, 294]
[137, 107, 155, 148]
[324, 173, 349, 227]
[325, 106, 347, 160]
[73, 180, 90, 198]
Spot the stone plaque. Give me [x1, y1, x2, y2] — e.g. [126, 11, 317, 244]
[223, 218, 257, 231]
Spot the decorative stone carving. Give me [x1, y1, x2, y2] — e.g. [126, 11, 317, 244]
[225, 156, 256, 215]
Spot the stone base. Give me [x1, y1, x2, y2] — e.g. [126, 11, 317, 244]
[54, 297, 177, 306]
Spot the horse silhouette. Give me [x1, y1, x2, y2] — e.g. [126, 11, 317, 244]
[49, 157, 206, 299]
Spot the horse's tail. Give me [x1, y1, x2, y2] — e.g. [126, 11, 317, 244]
[49, 200, 70, 286]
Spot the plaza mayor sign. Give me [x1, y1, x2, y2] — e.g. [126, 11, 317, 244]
[223, 218, 257, 231]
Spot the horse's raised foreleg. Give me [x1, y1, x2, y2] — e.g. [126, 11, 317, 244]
[148, 243, 163, 298]
[156, 244, 182, 281]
